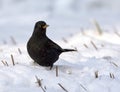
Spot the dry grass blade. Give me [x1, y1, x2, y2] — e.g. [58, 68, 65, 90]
[1, 60, 6, 66]
[114, 28, 120, 37]
[93, 20, 103, 35]
[35, 76, 42, 86]
[91, 41, 98, 50]
[18, 48, 22, 54]
[95, 71, 98, 78]
[115, 31, 120, 37]
[110, 62, 118, 67]
[62, 38, 68, 43]
[58, 83, 68, 92]
[79, 83, 88, 92]
[56, 66, 58, 77]
[11, 54, 15, 66]
[35, 76, 46, 92]
[5, 61, 9, 66]
[110, 73, 115, 79]
[10, 36, 17, 45]
[83, 44, 88, 48]
[44, 86, 47, 90]
[1, 60, 9, 66]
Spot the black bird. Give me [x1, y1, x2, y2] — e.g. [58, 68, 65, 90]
[27, 21, 76, 69]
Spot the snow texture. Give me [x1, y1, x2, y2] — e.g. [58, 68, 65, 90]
[0, 0, 120, 92]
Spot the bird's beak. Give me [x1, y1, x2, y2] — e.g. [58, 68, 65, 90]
[43, 24, 49, 28]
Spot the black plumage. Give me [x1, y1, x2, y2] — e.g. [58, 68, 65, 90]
[27, 21, 76, 69]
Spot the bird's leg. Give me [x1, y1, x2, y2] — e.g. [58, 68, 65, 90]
[50, 64, 53, 70]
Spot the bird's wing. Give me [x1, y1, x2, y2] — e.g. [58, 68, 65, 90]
[47, 38, 63, 51]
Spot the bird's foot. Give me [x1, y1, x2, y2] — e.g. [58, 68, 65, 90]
[50, 65, 53, 70]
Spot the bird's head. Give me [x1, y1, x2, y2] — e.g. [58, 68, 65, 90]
[35, 21, 49, 30]
[32, 21, 49, 37]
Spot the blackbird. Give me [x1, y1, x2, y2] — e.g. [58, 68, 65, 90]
[27, 21, 76, 69]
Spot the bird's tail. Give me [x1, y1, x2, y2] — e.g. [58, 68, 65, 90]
[62, 49, 77, 52]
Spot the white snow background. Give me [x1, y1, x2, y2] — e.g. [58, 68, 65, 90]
[0, 0, 120, 92]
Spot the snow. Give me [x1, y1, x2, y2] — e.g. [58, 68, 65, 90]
[0, 0, 120, 92]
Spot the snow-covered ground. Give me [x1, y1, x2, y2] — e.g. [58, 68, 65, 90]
[0, 30, 120, 92]
[0, 0, 120, 92]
